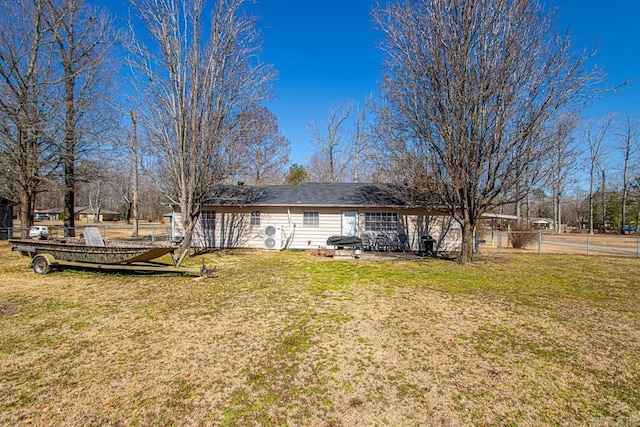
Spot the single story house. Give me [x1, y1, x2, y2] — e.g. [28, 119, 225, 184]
[34, 208, 61, 220]
[172, 182, 462, 252]
[75, 207, 119, 222]
[532, 218, 553, 229]
[481, 212, 519, 230]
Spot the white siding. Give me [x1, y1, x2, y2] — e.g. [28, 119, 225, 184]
[173, 206, 462, 252]
[397, 210, 462, 252]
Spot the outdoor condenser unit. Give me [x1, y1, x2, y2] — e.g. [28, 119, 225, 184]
[263, 225, 282, 250]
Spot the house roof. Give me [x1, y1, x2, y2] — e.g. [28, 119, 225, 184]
[481, 212, 519, 221]
[75, 207, 119, 215]
[204, 182, 441, 208]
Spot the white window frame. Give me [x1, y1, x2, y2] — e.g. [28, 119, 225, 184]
[201, 211, 216, 231]
[364, 212, 398, 233]
[303, 211, 319, 227]
[250, 210, 261, 226]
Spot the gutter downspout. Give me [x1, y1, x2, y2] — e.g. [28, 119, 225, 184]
[284, 207, 296, 249]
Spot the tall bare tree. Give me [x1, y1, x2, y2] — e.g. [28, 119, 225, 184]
[585, 116, 613, 234]
[374, 0, 599, 263]
[616, 116, 639, 234]
[45, 0, 116, 237]
[351, 95, 374, 183]
[235, 105, 290, 185]
[128, 0, 273, 255]
[549, 114, 579, 233]
[0, 0, 59, 237]
[307, 102, 352, 182]
[308, 97, 377, 183]
[130, 110, 139, 236]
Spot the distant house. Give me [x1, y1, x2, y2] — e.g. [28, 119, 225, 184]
[34, 208, 61, 221]
[532, 218, 552, 229]
[0, 197, 14, 240]
[171, 182, 462, 252]
[75, 207, 120, 222]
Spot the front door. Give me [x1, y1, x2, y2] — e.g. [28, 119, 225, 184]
[342, 211, 358, 236]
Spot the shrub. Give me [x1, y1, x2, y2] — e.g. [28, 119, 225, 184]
[510, 225, 538, 249]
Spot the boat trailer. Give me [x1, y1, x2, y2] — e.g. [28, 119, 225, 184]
[10, 227, 214, 277]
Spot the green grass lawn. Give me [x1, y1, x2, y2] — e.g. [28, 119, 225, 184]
[1, 243, 639, 426]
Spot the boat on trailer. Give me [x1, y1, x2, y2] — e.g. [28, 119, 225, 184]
[10, 227, 211, 277]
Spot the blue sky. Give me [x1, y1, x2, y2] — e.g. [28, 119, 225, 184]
[244, 0, 382, 165]
[97, 0, 640, 166]
[248, 0, 640, 165]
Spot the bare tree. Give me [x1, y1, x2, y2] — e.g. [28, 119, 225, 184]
[615, 116, 639, 234]
[585, 116, 613, 234]
[374, 0, 599, 263]
[235, 105, 290, 185]
[549, 114, 579, 233]
[128, 0, 274, 255]
[0, 0, 59, 237]
[130, 110, 139, 236]
[307, 102, 352, 182]
[45, 0, 116, 237]
[75, 157, 110, 222]
[351, 95, 375, 182]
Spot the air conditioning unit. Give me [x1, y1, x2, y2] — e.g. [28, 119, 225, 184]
[263, 225, 282, 250]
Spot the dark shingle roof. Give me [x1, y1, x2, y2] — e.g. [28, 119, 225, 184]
[204, 182, 439, 208]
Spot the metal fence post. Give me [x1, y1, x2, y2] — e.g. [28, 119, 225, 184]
[152, 227, 156, 243]
[587, 234, 590, 256]
[538, 230, 542, 255]
[498, 230, 502, 253]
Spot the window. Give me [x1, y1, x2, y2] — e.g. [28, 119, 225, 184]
[250, 210, 260, 226]
[200, 210, 216, 247]
[201, 211, 216, 231]
[303, 211, 319, 227]
[365, 212, 398, 233]
[449, 217, 461, 230]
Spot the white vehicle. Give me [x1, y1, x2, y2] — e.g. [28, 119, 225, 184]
[29, 226, 49, 239]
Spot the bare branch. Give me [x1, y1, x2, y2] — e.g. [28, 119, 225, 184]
[374, 0, 601, 263]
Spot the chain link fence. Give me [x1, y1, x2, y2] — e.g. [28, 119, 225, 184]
[1, 224, 175, 245]
[3, 225, 639, 258]
[478, 229, 640, 258]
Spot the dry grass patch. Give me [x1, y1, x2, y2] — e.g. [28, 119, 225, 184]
[0, 242, 639, 426]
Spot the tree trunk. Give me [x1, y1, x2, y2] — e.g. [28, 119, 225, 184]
[558, 199, 562, 233]
[621, 187, 627, 234]
[601, 169, 606, 233]
[131, 111, 139, 237]
[515, 179, 521, 227]
[178, 215, 198, 260]
[63, 70, 76, 237]
[589, 182, 595, 235]
[459, 219, 475, 265]
[19, 191, 35, 239]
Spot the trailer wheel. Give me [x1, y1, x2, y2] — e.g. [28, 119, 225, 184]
[32, 255, 52, 274]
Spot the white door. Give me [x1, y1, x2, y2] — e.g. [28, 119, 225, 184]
[342, 211, 358, 236]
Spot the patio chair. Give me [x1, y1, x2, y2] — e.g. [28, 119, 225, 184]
[397, 233, 410, 252]
[361, 233, 374, 251]
[374, 233, 393, 252]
